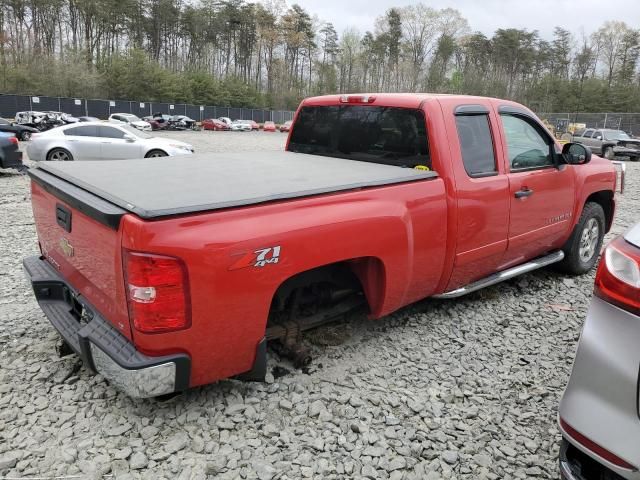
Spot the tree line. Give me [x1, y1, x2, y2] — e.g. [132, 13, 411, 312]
[1, 0, 639, 112]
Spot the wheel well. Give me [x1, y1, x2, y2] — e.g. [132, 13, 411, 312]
[145, 149, 167, 157]
[585, 190, 614, 232]
[46, 147, 70, 159]
[268, 257, 386, 325]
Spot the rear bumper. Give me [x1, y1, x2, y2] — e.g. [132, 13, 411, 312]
[1, 149, 23, 169]
[559, 296, 640, 479]
[23, 255, 190, 398]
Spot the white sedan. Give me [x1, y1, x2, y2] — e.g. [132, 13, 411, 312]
[108, 113, 152, 132]
[230, 120, 253, 132]
[26, 122, 194, 161]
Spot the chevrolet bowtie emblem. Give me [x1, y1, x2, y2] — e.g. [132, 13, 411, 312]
[60, 238, 74, 258]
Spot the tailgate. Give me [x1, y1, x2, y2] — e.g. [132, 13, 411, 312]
[29, 168, 133, 340]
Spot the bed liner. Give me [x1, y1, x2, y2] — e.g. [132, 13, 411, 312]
[32, 151, 437, 219]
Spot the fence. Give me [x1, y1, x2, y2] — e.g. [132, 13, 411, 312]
[0, 94, 295, 124]
[538, 112, 640, 136]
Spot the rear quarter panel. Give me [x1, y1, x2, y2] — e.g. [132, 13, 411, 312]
[122, 179, 448, 386]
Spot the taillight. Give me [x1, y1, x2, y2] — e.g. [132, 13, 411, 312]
[123, 251, 191, 334]
[339, 95, 376, 104]
[9, 136, 18, 145]
[594, 236, 640, 315]
[560, 418, 635, 469]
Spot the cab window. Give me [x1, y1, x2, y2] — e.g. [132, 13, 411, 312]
[455, 114, 496, 177]
[501, 115, 554, 170]
[582, 129, 594, 138]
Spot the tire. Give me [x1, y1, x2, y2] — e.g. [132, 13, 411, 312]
[603, 146, 614, 160]
[46, 148, 73, 161]
[558, 202, 605, 275]
[145, 149, 168, 158]
[19, 131, 32, 141]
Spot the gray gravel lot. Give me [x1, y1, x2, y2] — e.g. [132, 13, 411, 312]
[0, 131, 638, 479]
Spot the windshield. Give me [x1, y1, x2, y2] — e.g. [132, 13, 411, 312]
[122, 124, 152, 139]
[288, 105, 430, 168]
[604, 130, 631, 141]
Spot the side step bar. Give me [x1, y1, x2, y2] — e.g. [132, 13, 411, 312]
[432, 250, 565, 299]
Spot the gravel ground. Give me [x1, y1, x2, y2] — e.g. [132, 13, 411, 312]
[0, 132, 637, 480]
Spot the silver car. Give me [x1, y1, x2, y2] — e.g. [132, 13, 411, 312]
[559, 224, 640, 479]
[108, 113, 153, 132]
[26, 122, 194, 161]
[573, 128, 640, 161]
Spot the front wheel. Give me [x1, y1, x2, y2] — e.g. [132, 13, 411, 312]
[603, 146, 614, 160]
[145, 149, 168, 158]
[558, 202, 605, 275]
[47, 148, 73, 161]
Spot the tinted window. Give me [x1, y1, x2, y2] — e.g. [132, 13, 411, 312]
[455, 115, 496, 176]
[289, 106, 429, 168]
[64, 126, 98, 137]
[501, 115, 553, 170]
[593, 130, 603, 139]
[582, 129, 594, 138]
[99, 126, 126, 139]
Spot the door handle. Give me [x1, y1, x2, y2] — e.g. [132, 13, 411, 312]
[515, 188, 534, 199]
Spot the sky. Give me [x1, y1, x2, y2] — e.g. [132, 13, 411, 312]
[288, 0, 640, 39]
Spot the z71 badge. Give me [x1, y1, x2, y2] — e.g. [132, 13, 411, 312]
[230, 246, 281, 270]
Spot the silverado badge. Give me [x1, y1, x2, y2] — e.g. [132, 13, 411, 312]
[59, 238, 74, 258]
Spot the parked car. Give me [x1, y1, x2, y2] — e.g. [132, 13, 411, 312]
[572, 128, 640, 161]
[23, 93, 617, 398]
[0, 117, 38, 141]
[559, 225, 640, 480]
[280, 120, 293, 132]
[248, 120, 259, 130]
[263, 121, 276, 132]
[0, 132, 23, 170]
[218, 117, 232, 126]
[15, 111, 65, 131]
[230, 120, 253, 131]
[26, 122, 194, 161]
[202, 118, 230, 131]
[78, 116, 100, 122]
[108, 113, 152, 132]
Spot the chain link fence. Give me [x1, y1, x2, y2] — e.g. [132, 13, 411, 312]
[0, 94, 295, 124]
[538, 112, 640, 136]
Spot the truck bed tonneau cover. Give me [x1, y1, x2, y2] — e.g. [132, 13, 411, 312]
[34, 152, 436, 219]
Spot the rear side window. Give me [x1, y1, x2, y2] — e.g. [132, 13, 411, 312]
[64, 126, 98, 137]
[288, 106, 430, 168]
[455, 115, 496, 177]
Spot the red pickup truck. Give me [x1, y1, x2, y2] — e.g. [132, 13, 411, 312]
[24, 94, 618, 397]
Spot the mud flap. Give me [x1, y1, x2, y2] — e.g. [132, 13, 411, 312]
[235, 337, 267, 382]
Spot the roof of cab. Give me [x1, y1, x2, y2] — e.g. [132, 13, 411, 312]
[301, 93, 528, 111]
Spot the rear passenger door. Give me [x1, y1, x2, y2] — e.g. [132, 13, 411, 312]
[499, 109, 575, 265]
[63, 125, 101, 160]
[444, 103, 511, 288]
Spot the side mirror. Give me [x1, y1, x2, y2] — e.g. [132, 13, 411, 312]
[563, 142, 592, 165]
[123, 134, 136, 142]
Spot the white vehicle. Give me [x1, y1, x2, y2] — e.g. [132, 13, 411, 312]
[218, 117, 232, 126]
[230, 120, 252, 132]
[108, 113, 152, 132]
[26, 122, 194, 161]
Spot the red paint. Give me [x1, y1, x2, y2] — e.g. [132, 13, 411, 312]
[201, 118, 230, 131]
[30, 93, 617, 389]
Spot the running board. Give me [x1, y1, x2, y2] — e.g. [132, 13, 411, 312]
[432, 250, 565, 299]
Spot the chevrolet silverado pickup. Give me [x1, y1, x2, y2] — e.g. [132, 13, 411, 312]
[24, 94, 618, 398]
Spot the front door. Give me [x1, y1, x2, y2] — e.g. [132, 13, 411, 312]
[500, 113, 575, 266]
[98, 125, 143, 160]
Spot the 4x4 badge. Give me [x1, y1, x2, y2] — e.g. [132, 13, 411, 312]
[230, 246, 281, 270]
